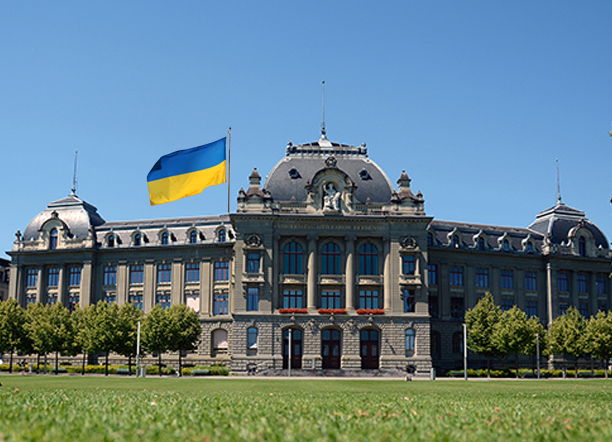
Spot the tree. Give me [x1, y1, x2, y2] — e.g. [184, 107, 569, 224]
[142, 304, 170, 376]
[166, 304, 201, 376]
[25, 303, 55, 373]
[548, 307, 587, 378]
[115, 303, 144, 375]
[492, 306, 531, 378]
[465, 292, 503, 377]
[586, 311, 612, 378]
[45, 303, 73, 374]
[523, 316, 548, 374]
[0, 299, 29, 372]
[93, 301, 120, 376]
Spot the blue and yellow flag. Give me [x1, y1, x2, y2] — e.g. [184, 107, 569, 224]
[147, 138, 226, 205]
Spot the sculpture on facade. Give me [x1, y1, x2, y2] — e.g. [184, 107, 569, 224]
[323, 182, 341, 211]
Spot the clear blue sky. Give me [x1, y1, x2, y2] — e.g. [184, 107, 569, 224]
[2, 1, 612, 259]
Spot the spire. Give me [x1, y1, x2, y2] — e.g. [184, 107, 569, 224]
[320, 80, 327, 141]
[556, 158, 562, 203]
[71, 150, 78, 196]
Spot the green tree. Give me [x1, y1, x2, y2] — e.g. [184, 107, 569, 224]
[586, 311, 612, 378]
[0, 299, 29, 372]
[167, 304, 201, 376]
[116, 303, 144, 375]
[69, 305, 90, 375]
[523, 316, 548, 374]
[465, 292, 503, 377]
[46, 303, 73, 374]
[142, 304, 170, 376]
[25, 303, 54, 373]
[492, 306, 531, 378]
[94, 301, 120, 376]
[549, 307, 587, 378]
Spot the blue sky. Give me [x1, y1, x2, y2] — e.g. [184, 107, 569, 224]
[2, 1, 612, 259]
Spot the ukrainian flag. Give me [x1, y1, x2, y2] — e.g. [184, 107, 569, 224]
[147, 138, 226, 205]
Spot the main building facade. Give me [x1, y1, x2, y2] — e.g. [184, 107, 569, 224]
[8, 132, 612, 373]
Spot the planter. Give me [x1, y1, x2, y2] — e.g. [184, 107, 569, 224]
[318, 308, 347, 315]
[355, 309, 385, 315]
[279, 308, 308, 314]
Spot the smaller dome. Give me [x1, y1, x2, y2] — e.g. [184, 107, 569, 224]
[528, 201, 609, 249]
[22, 194, 105, 241]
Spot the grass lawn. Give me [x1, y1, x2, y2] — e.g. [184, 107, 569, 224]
[1, 375, 612, 441]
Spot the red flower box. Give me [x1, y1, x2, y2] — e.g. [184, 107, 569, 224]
[317, 308, 348, 315]
[279, 308, 308, 314]
[356, 308, 385, 315]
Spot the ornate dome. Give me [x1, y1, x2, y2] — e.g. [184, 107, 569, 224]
[22, 194, 105, 241]
[264, 135, 394, 203]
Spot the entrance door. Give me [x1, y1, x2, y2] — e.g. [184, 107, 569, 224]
[360, 329, 380, 369]
[321, 329, 341, 369]
[283, 328, 302, 369]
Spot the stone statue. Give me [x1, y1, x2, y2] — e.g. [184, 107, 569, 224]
[323, 183, 341, 211]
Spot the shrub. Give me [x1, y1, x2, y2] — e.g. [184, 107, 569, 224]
[0, 364, 21, 372]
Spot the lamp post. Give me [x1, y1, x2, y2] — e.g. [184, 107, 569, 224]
[288, 328, 292, 378]
[536, 332, 540, 379]
[463, 323, 468, 381]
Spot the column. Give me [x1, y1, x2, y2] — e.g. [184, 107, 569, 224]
[171, 261, 183, 307]
[144, 260, 155, 313]
[36, 268, 44, 303]
[570, 271, 578, 309]
[383, 239, 391, 311]
[116, 261, 128, 305]
[58, 266, 66, 306]
[80, 260, 93, 307]
[200, 259, 211, 315]
[345, 235, 355, 311]
[8, 264, 22, 304]
[546, 262, 554, 326]
[307, 234, 317, 310]
[590, 273, 598, 315]
[272, 234, 280, 311]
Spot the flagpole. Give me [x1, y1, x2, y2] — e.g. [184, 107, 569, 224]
[227, 127, 232, 214]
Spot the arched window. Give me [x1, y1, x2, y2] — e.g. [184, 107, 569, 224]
[218, 229, 226, 242]
[247, 327, 258, 350]
[452, 235, 460, 248]
[359, 243, 378, 275]
[134, 233, 141, 246]
[283, 242, 303, 274]
[108, 235, 115, 248]
[452, 331, 463, 354]
[579, 237, 586, 257]
[478, 237, 485, 250]
[161, 232, 169, 245]
[526, 241, 534, 253]
[190, 230, 198, 244]
[427, 232, 434, 246]
[321, 243, 341, 275]
[502, 239, 510, 251]
[405, 329, 415, 352]
[49, 228, 58, 250]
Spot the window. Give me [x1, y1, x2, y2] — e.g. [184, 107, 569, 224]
[402, 255, 415, 276]
[218, 229, 226, 242]
[130, 265, 144, 285]
[247, 327, 258, 350]
[108, 235, 115, 248]
[26, 293, 37, 305]
[405, 329, 415, 352]
[185, 263, 200, 283]
[103, 293, 116, 304]
[47, 267, 60, 287]
[579, 303, 589, 318]
[501, 299, 513, 312]
[322, 243, 341, 275]
[525, 271, 537, 291]
[283, 242, 303, 274]
[247, 287, 259, 311]
[156, 293, 171, 310]
[186, 293, 199, 312]
[450, 297, 464, 320]
[502, 239, 510, 251]
[597, 275, 607, 296]
[134, 233, 142, 246]
[404, 289, 415, 313]
[577, 274, 588, 294]
[431, 331, 441, 359]
[46, 294, 58, 305]
[526, 242, 534, 253]
[452, 331, 464, 354]
[69, 266, 82, 286]
[247, 253, 260, 274]
[558, 272, 569, 293]
[501, 270, 513, 290]
[475, 268, 489, 288]
[68, 295, 79, 312]
[559, 302, 569, 316]
[321, 291, 341, 309]
[427, 232, 434, 246]
[449, 267, 463, 287]
[429, 295, 438, 318]
[526, 300, 538, 318]
[579, 237, 586, 257]
[359, 243, 378, 275]
[214, 261, 230, 282]
[477, 237, 485, 250]
[359, 290, 379, 310]
[282, 289, 303, 309]
[103, 265, 117, 286]
[190, 230, 198, 244]
[452, 235, 460, 248]
[598, 301, 608, 313]
[129, 293, 143, 310]
[213, 329, 228, 354]
[214, 293, 228, 315]
[428, 264, 438, 285]
[26, 269, 38, 288]
[161, 232, 169, 245]
[157, 264, 172, 284]
[49, 228, 58, 250]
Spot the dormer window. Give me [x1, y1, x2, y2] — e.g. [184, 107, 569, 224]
[526, 241, 534, 253]
[134, 233, 142, 246]
[108, 235, 115, 248]
[478, 237, 485, 250]
[579, 236, 586, 257]
[218, 229, 226, 242]
[288, 168, 301, 179]
[190, 230, 198, 244]
[161, 232, 169, 245]
[427, 232, 434, 246]
[502, 239, 510, 251]
[359, 169, 372, 180]
[49, 228, 58, 250]
[452, 235, 460, 248]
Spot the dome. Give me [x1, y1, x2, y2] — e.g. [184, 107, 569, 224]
[264, 136, 394, 203]
[528, 200, 609, 249]
[22, 194, 105, 241]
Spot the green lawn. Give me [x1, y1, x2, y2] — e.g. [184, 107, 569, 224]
[1, 375, 612, 441]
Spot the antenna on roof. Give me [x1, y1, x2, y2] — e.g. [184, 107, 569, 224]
[556, 158, 561, 203]
[320, 80, 327, 140]
[71, 150, 78, 196]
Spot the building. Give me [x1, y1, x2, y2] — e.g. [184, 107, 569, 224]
[8, 130, 612, 373]
[0, 258, 9, 301]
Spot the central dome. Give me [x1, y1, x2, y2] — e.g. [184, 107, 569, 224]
[264, 136, 394, 204]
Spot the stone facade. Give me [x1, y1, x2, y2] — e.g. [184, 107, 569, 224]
[7, 130, 612, 374]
